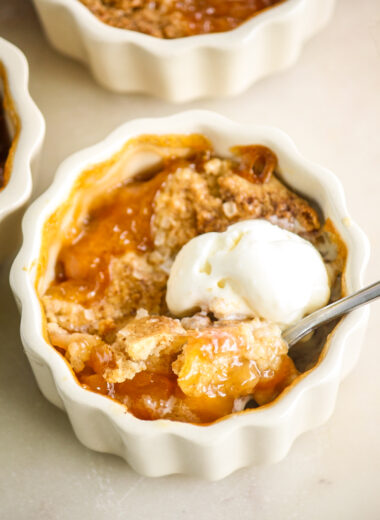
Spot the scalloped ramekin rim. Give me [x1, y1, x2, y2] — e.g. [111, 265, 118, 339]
[50, 0, 305, 51]
[0, 38, 45, 223]
[10, 110, 370, 447]
[33, 0, 336, 101]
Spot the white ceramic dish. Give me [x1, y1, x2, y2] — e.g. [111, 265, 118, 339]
[10, 111, 369, 480]
[0, 37, 45, 262]
[32, 0, 335, 102]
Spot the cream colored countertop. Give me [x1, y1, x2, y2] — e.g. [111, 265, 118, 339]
[0, 0, 379, 518]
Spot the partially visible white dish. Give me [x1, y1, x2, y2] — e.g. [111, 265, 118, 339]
[32, 0, 335, 102]
[0, 37, 45, 262]
[10, 111, 369, 479]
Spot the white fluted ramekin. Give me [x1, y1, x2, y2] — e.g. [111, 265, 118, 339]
[32, 0, 335, 102]
[10, 111, 369, 479]
[0, 38, 45, 262]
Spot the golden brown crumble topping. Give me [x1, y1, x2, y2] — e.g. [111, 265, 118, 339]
[39, 136, 346, 424]
[79, 0, 284, 39]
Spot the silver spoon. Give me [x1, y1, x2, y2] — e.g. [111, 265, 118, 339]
[283, 281, 380, 347]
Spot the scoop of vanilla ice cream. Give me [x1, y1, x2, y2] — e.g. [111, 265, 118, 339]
[166, 220, 330, 327]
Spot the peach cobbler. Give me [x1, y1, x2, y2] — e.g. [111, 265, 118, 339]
[79, 0, 284, 38]
[38, 135, 346, 424]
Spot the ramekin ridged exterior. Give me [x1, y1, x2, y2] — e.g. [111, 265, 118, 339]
[32, 0, 335, 102]
[10, 111, 369, 479]
[0, 38, 45, 262]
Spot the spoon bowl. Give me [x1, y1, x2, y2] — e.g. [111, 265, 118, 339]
[283, 281, 380, 347]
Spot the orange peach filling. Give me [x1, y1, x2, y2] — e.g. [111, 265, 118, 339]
[72, 324, 296, 423]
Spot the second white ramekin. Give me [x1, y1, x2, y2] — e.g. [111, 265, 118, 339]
[33, 0, 335, 102]
[0, 37, 45, 262]
[10, 111, 369, 479]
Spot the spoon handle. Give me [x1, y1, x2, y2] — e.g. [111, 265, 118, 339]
[283, 281, 380, 347]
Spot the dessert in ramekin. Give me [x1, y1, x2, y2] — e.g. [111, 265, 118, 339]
[36, 135, 345, 424]
[10, 111, 369, 479]
[0, 37, 45, 262]
[32, 0, 336, 101]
